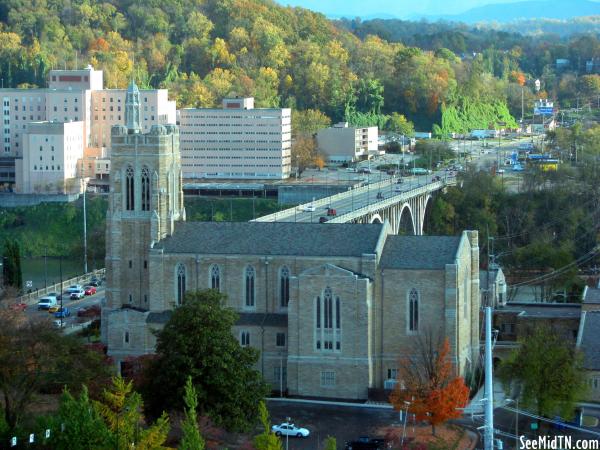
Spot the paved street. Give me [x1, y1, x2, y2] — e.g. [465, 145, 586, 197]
[267, 400, 398, 450]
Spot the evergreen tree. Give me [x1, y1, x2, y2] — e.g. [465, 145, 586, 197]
[2, 239, 22, 290]
[253, 401, 282, 450]
[179, 376, 205, 450]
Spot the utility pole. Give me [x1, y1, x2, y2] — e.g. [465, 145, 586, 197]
[484, 306, 495, 450]
[83, 181, 88, 274]
[59, 256, 64, 329]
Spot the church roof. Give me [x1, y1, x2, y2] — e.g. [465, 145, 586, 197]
[380, 235, 462, 270]
[579, 311, 600, 370]
[154, 222, 384, 257]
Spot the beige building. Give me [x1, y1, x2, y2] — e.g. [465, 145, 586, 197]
[317, 122, 379, 163]
[103, 91, 481, 399]
[179, 97, 291, 180]
[16, 120, 84, 193]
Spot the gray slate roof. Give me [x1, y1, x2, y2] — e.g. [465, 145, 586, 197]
[380, 235, 462, 270]
[155, 222, 384, 257]
[498, 303, 581, 319]
[584, 287, 600, 304]
[580, 311, 600, 370]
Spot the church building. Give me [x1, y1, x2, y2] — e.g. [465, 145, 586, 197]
[102, 82, 481, 400]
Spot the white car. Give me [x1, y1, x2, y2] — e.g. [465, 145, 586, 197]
[300, 204, 316, 212]
[65, 284, 83, 294]
[69, 289, 85, 300]
[497, 168, 505, 174]
[271, 423, 310, 438]
[394, 186, 404, 192]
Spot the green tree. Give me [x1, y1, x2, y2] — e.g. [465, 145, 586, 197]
[141, 290, 269, 432]
[498, 325, 587, 420]
[49, 387, 112, 450]
[180, 376, 205, 450]
[292, 109, 331, 136]
[324, 436, 337, 450]
[2, 239, 22, 290]
[95, 376, 170, 450]
[253, 401, 282, 450]
[387, 112, 415, 137]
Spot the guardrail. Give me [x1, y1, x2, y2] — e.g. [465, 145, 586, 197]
[17, 268, 106, 304]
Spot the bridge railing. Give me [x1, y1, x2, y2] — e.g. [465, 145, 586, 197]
[17, 268, 106, 305]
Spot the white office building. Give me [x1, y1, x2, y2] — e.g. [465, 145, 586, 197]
[317, 122, 379, 163]
[179, 97, 291, 180]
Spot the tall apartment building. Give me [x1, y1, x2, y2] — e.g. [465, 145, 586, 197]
[0, 65, 176, 191]
[316, 122, 379, 163]
[179, 97, 291, 180]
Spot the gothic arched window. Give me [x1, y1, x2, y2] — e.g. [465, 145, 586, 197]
[408, 288, 419, 332]
[324, 287, 333, 329]
[315, 296, 321, 349]
[210, 265, 220, 291]
[279, 266, 290, 307]
[245, 266, 255, 307]
[125, 165, 134, 211]
[141, 166, 150, 211]
[176, 263, 186, 306]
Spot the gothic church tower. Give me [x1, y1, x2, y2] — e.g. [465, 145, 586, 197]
[102, 80, 183, 343]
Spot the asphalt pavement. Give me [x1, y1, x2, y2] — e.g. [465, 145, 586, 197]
[27, 286, 104, 329]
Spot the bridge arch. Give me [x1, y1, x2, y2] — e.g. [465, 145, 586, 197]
[370, 213, 383, 224]
[397, 204, 415, 235]
[421, 195, 434, 235]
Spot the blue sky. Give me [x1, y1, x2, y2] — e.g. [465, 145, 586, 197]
[275, 0, 538, 18]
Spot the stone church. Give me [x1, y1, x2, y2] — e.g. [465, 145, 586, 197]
[102, 82, 481, 400]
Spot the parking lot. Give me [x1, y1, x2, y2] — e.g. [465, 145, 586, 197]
[267, 400, 398, 449]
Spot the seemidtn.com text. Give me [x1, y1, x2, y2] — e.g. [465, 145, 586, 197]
[520, 436, 600, 450]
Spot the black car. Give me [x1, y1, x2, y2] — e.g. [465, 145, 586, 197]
[345, 437, 387, 450]
[319, 216, 329, 223]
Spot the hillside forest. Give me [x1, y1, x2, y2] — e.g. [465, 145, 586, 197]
[0, 0, 598, 135]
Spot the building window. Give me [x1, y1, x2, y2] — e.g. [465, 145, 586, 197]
[125, 165, 134, 210]
[141, 166, 150, 211]
[315, 288, 341, 351]
[144, 260, 147, 269]
[176, 263, 186, 306]
[124, 331, 129, 344]
[245, 266, 255, 307]
[387, 368, 398, 380]
[408, 288, 419, 333]
[276, 332, 286, 347]
[210, 265, 220, 291]
[240, 331, 250, 347]
[320, 371, 336, 387]
[128, 260, 132, 269]
[279, 266, 290, 307]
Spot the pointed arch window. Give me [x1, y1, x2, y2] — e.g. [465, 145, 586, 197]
[408, 288, 419, 332]
[141, 166, 150, 211]
[176, 263, 186, 306]
[245, 266, 255, 307]
[125, 165, 134, 210]
[315, 288, 341, 352]
[210, 265, 220, 291]
[279, 266, 290, 307]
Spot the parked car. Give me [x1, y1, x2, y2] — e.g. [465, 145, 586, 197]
[344, 436, 387, 450]
[84, 286, 97, 296]
[54, 307, 71, 318]
[271, 423, 310, 438]
[326, 208, 337, 216]
[9, 302, 27, 312]
[77, 305, 101, 318]
[319, 216, 329, 223]
[70, 289, 85, 300]
[37, 297, 57, 310]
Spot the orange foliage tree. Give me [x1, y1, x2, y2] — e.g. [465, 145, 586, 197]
[389, 334, 470, 436]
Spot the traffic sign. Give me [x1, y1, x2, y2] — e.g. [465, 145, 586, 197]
[534, 107, 554, 115]
[10, 437, 16, 447]
[25, 280, 33, 288]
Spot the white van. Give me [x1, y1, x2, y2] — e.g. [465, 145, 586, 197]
[37, 297, 57, 310]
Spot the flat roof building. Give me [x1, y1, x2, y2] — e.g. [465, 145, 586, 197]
[317, 122, 379, 163]
[179, 98, 291, 180]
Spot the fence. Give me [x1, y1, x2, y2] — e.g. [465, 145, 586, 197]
[18, 268, 106, 304]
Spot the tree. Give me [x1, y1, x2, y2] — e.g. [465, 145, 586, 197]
[389, 333, 469, 436]
[291, 135, 317, 177]
[2, 239, 22, 290]
[95, 376, 170, 450]
[141, 290, 269, 432]
[292, 109, 331, 136]
[323, 436, 337, 450]
[253, 401, 282, 450]
[48, 387, 112, 450]
[180, 376, 205, 450]
[387, 112, 415, 137]
[0, 311, 112, 433]
[498, 325, 587, 420]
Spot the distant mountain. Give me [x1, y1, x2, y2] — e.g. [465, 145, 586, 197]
[422, 0, 600, 23]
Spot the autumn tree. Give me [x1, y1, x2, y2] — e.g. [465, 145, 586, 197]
[180, 376, 205, 450]
[253, 401, 282, 450]
[498, 325, 587, 420]
[389, 332, 469, 436]
[291, 135, 317, 177]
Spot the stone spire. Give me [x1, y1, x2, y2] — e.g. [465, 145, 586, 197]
[125, 79, 141, 133]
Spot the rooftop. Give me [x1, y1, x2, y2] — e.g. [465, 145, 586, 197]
[497, 302, 582, 319]
[583, 286, 600, 304]
[379, 235, 462, 270]
[154, 222, 384, 257]
[579, 311, 600, 370]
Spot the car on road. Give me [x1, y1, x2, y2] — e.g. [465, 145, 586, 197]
[48, 305, 61, 313]
[70, 289, 85, 300]
[37, 297, 57, 310]
[84, 286, 97, 296]
[271, 423, 310, 438]
[376, 192, 384, 200]
[319, 216, 329, 223]
[346, 167, 357, 172]
[358, 168, 372, 174]
[9, 302, 28, 312]
[53, 319, 67, 329]
[46, 292, 59, 299]
[327, 208, 337, 216]
[394, 185, 404, 192]
[77, 305, 101, 318]
[299, 204, 316, 212]
[65, 285, 83, 295]
[88, 280, 101, 287]
[396, 178, 404, 184]
[54, 307, 71, 318]
[344, 436, 387, 449]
